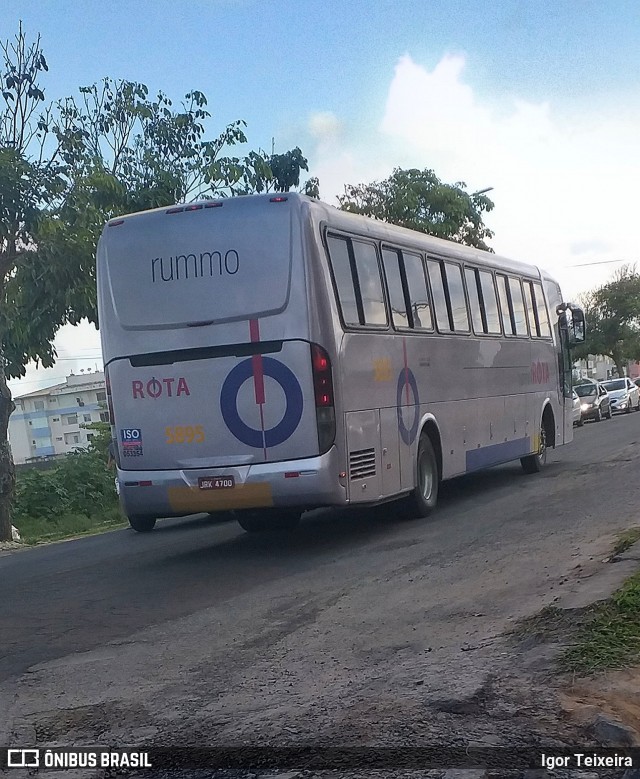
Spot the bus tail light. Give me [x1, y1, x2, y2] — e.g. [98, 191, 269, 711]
[105, 365, 119, 466]
[311, 344, 335, 453]
[105, 366, 115, 424]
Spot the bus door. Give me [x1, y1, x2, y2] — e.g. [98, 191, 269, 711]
[558, 311, 575, 443]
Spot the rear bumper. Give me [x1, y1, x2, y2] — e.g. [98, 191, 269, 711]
[117, 446, 346, 519]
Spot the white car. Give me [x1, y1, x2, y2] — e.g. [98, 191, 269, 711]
[572, 390, 583, 426]
[601, 377, 640, 414]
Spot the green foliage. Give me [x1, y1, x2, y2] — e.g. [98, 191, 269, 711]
[571, 265, 640, 376]
[338, 167, 494, 250]
[561, 571, 640, 673]
[17, 506, 124, 545]
[82, 419, 112, 460]
[13, 448, 117, 523]
[269, 146, 308, 192]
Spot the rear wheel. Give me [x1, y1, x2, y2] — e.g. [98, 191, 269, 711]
[128, 515, 156, 533]
[399, 434, 439, 518]
[521, 423, 547, 474]
[237, 509, 301, 533]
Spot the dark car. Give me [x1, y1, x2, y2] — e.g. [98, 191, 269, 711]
[574, 382, 612, 422]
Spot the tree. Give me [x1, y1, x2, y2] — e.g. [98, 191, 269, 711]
[338, 167, 494, 251]
[0, 26, 315, 540]
[269, 146, 317, 196]
[571, 265, 640, 378]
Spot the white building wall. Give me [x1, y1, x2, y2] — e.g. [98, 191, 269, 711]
[9, 371, 107, 464]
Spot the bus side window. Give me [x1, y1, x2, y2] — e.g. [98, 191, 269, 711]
[382, 248, 410, 328]
[352, 241, 388, 326]
[427, 259, 453, 332]
[478, 270, 502, 334]
[326, 235, 360, 326]
[532, 282, 552, 338]
[496, 274, 515, 335]
[464, 267, 484, 334]
[508, 276, 529, 336]
[444, 262, 470, 332]
[523, 280, 541, 337]
[403, 252, 433, 330]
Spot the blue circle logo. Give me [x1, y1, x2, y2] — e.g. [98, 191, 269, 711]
[220, 357, 304, 448]
[397, 368, 419, 445]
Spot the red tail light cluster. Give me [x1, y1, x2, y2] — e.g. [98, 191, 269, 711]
[310, 344, 335, 453]
[312, 345, 333, 407]
[105, 366, 115, 424]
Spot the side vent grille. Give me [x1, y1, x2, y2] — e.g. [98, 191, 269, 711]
[349, 448, 376, 480]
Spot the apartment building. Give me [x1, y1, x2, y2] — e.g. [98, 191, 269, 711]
[9, 370, 108, 464]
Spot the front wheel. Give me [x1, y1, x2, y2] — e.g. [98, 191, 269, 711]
[399, 434, 439, 518]
[576, 417, 584, 427]
[237, 509, 301, 533]
[128, 515, 157, 533]
[606, 406, 613, 419]
[521, 424, 547, 474]
[594, 407, 602, 423]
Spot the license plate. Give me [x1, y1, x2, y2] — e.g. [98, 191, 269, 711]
[199, 476, 235, 490]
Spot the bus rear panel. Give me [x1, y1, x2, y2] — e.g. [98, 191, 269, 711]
[98, 196, 344, 521]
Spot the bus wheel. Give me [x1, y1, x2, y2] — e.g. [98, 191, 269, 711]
[128, 515, 156, 533]
[520, 424, 547, 474]
[237, 509, 301, 533]
[400, 434, 439, 518]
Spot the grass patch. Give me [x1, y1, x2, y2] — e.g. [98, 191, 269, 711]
[612, 526, 640, 557]
[561, 571, 640, 675]
[16, 506, 127, 545]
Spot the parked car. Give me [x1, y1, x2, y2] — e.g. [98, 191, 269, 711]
[601, 377, 640, 414]
[572, 390, 583, 426]
[574, 382, 612, 422]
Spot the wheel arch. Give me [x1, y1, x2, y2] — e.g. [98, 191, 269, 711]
[540, 399, 556, 448]
[418, 413, 443, 481]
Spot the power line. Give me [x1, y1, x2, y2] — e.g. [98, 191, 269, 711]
[569, 259, 633, 268]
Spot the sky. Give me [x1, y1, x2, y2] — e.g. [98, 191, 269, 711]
[5, 0, 640, 396]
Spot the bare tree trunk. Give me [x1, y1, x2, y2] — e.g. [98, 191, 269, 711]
[0, 352, 15, 541]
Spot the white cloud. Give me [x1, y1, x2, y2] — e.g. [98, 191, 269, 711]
[308, 111, 342, 143]
[308, 52, 640, 300]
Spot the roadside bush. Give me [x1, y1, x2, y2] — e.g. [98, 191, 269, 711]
[13, 448, 118, 524]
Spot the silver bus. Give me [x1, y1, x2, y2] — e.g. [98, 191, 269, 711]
[97, 193, 585, 533]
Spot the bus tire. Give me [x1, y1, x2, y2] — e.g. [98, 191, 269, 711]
[237, 509, 301, 533]
[400, 434, 439, 519]
[128, 515, 156, 533]
[520, 422, 548, 474]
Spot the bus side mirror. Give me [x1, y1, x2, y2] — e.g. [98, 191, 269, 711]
[557, 303, 586, 345]
[569, 306, 585, 344]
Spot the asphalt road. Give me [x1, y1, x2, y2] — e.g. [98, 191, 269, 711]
[1, 410, 640, 764]
[1, 412, 637, 683]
